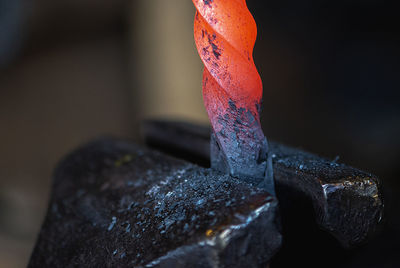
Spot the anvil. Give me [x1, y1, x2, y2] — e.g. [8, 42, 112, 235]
[28, 120, 383, 267]
[143, 120, 383, 248]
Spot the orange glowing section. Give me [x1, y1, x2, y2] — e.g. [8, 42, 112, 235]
[193, 0, 268, 179]
[193, 0, 262, 125]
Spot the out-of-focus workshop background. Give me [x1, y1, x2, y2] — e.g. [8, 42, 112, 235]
[0, 0, 399, 267]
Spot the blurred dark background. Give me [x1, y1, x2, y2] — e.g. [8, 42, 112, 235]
[0, 0, 398, 267]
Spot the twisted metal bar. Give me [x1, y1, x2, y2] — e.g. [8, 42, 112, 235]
[193, 0, 271, 182]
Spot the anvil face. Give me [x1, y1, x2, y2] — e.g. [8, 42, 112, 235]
[29, 139, 281, 267]
[29, 121, 383, 267]
[143, 120, 383, 248]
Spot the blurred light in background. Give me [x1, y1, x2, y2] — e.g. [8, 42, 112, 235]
[131, 0, 207, 123]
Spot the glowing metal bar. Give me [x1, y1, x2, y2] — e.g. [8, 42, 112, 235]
[193, 0, 270, 180]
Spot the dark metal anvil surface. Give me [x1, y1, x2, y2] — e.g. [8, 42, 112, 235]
[29, 120, 383, 267]
[29, 138, 281, 267]
[142, 120, 383, 248]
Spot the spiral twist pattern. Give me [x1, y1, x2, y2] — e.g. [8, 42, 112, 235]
[193, 0, 269, 179]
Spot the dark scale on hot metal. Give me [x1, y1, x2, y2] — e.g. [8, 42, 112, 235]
[211, 99, 272, 190]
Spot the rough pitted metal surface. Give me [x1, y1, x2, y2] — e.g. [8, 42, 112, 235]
[270, 142, 383, 247]
[29, 139, 281, 267]
[142, 120, 384, 248]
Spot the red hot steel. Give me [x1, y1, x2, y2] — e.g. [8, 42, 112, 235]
[193, 0, 269, 180]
